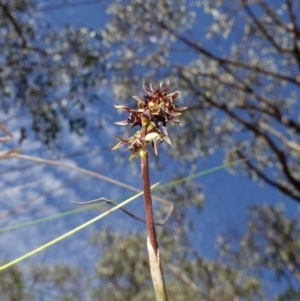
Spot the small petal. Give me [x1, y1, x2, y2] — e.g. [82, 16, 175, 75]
[142, 81, 147, 91]
[166, 91, 179, 99]
[143, 81, 153, 94]
[114, 105, 126, 109]
[132, 95, 144, 102]
[169, 117, 181, 124]
[132, 95, 142, 101]
[114, 119, 129, 125]
[149, 83, 154, 92]
[168, 89, 181, 96]
[130, 120, 141, 128]
[175, 106, 187, 111]
[146, 121, 158, 132]
[111, 141, 126, 150]
[114, 105, 130, 112]
[161, 81, 169, 93]
[145, 132, 160, 142]
[133, 130, 141, 137]
[167, 111, 182, 117]
[153, 139, 159, 156]
[129, 152, 138, 161]
[163, 135, 172, 146]
[162, 125, 168, 137]
[114, 135, 129, 143]
[139, 149, 147, 159]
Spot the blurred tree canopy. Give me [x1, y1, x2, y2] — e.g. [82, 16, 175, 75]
[1, 203, 300, 300]
[1, 0, 300, 201]
[1, 0, 300, 300]
[0, 0, 107, 146]
[101, 0, 300, 203]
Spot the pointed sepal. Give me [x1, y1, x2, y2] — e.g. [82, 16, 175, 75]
[114, 119, 129, 125]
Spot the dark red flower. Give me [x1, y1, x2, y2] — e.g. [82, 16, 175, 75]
[112, 82, 186, 159]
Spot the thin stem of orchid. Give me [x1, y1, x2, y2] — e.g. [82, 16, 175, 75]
[140, 126, 158, 254]
[141, 124, 168, 301]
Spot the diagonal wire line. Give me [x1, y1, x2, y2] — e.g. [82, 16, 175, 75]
[1, 152, 175, 225]
[0, 183, 159, 271]
[0, 158, 247, 299]
[0, 204, 103, 233]
[0, 159, 245, 233]
[161, 158, 247, 188]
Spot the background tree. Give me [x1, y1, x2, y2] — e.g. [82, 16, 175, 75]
[0, 265, 34, 301]
[2, 0, 300, 202]
[103, 0, 300, 202]
[0, 0, 107, 147]
[2, 201, 300, 300]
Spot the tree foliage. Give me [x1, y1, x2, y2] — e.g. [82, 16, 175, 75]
[2, 203, 300, 300]
[0, 265, 34, 301]
[102, 0, 300, 203]
[1, 0, 300, 201]
[0, 0, 107, 146]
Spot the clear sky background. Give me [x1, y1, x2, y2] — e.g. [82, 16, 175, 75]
[0, 0, 299, 275]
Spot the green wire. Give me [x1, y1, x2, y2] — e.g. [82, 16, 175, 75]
[0, 184, 159, 271]
[0, 159, 244, 233]
[0, 159, 244, 271]
[0, 204, 103, 233]
[161, 158, 245, 188]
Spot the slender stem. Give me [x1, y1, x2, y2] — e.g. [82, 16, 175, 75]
[140, 144, 159, 254]
[141, 126, 168, 301]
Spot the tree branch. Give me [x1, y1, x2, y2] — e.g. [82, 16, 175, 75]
[155, 19, 300, 86]
[241, 0, 290, 53]
[237, 150, 300, 202]
[180, 73, 300, 202]
[0, 2, 27, 48]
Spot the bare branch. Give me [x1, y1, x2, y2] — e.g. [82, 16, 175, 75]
[3, 152, 174, 222]
[156, 19, 300, 86]
[36, 0, 102, 11]
[241, 0, 290, 53]
[286, 0, 300, 68]
[166, 263, 216, 301]
[0, 2, 27, 48]
[258, 122, 300, 154]
[71, 197, 172, 226]
[0, 124, 13, 143]
[286, 0, 300, 38]
[258, 0, 291, 31]
[181, 72, 300, 202]
[237, 150, 300, 202]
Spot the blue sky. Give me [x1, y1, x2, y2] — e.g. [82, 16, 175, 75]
[1, 0, 299, 287]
